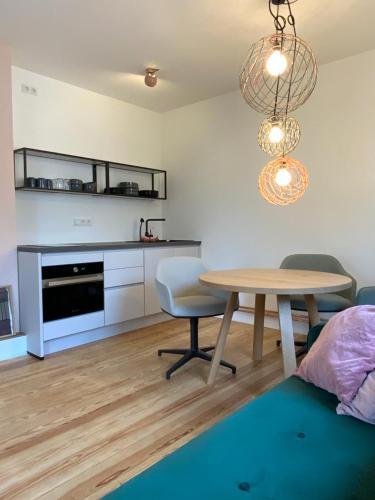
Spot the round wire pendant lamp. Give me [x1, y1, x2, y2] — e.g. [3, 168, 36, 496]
[240, 32, 317, 115]
[258, 115, 300, 156]
[258, 155, 308, 206]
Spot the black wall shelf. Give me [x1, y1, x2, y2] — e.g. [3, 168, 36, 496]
[14, 148, 167, 200]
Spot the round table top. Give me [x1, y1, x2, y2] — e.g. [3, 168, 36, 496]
[199, 268, 352, 295]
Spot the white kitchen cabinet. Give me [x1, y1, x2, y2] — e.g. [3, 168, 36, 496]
[144, 246, 200, 316]
[104, 267, 144, 288]
[105, 284, 145, 325]
[104, 249, 143, 270]
[19, 243, 201, 357]
[173, 246, 201, 258]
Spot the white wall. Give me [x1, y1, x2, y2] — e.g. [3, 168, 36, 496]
[13, 67, 165, 243]
[163, 49, 375, 307]
[0, 44, 19, 329]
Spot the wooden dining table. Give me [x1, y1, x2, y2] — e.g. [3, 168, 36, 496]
[199, 268, 352, 384]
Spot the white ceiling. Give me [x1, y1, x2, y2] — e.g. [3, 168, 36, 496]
[0, 0, 374, 112]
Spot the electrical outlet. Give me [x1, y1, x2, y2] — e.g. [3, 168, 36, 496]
[73, 217, 92, 227]
[21, 83, 38, 96]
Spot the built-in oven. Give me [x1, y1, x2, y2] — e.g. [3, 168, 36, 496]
[42, 262, 104, 322]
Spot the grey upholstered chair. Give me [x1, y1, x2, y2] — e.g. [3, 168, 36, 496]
[279, 254, 356, 354]
[356, 286, 375, 305]
[156, 256, 237, 379]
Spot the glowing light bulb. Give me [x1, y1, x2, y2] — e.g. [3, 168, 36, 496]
[268, 125, 284, 144]
[266, 49, 288, 77]
[275, 168, 292, 187]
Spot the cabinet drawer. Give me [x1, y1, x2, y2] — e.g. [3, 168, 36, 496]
[104, 249, 143, 270]
[43, 311, 105, 341]
[105, 284, 145, 325]
[104, 267, 144, 288]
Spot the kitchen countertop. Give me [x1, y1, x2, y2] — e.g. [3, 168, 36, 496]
[17, 240, 201, 253]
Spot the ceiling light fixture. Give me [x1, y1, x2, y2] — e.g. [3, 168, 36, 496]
[144, 67, 159, 87]
[239, 0, 317, 206]
[239, 2, 317, 116]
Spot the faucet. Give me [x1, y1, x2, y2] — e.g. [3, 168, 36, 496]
[145, 218, 166, 238]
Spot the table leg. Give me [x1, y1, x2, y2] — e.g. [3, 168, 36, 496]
[304, 294, 320, 326]
[277, 295, 297, 377]
[253, 293, 266, 361]
[207, 291, 238, 385]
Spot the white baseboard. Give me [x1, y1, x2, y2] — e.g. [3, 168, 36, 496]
[0, 335, 27, 361]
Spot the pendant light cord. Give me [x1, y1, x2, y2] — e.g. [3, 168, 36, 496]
[268, 0, 298, 130]
[268, 0, 297, 36]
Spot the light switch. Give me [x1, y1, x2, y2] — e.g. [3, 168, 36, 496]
[74, 217, 92, 226]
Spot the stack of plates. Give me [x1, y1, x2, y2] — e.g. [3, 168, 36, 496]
[118, 182, 139, 196]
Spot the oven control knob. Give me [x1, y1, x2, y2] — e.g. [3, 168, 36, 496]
[73, 267, 79, 273]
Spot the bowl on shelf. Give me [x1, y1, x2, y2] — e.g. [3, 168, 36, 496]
[118, 182, 139, 197]
[105, 187, 140, 197]
[139, 189, 159, 198]
[105, 187, 123, 195]
[118, 182, 139, 189]
[36, 178, 47, 189]
[69, 179, 83, 191]
[26, 177, 36, 188]
[83, 181, 97, 193]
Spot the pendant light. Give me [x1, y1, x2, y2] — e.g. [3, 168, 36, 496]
[239, 0, 317, 206]
[239, 32, 317, 116]
[258, 156, 308, 206]
[258, 115, 300, 156]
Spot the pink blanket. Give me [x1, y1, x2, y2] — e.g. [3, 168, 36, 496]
[296, 305, 375, 424]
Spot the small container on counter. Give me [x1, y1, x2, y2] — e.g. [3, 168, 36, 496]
[83, 181, 97, 193]
[69, 179, 83, 191]
[52, 178, 65, 190]
[36, 178, 47, 189]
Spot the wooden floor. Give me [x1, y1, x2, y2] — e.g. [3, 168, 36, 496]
[0, 318, 286, 499]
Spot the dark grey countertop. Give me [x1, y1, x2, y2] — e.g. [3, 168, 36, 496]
[17, 240, 201, 253]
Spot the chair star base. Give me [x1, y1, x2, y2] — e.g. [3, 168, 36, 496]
[158, 317, 236, 380]
[158, 346, 236, 380]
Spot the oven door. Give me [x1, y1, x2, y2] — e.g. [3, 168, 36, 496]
[42, 273, 104, 322]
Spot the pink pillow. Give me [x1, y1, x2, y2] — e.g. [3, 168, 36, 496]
[337, 370, 375, 424]
[296, 305, 375, 404]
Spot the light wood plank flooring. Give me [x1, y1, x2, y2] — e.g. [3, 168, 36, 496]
[0, 318, 286, 499]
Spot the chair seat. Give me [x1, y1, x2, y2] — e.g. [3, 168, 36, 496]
[170, 295, 227, 318]
[290, 293, 352, 313]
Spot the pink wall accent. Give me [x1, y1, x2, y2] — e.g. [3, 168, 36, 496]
[0, 44, 18, 329]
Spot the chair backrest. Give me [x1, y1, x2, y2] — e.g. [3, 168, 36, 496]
[156, 257, 210, 298]
[280, 254, 357, 303]
[356, 286, 375, 306]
